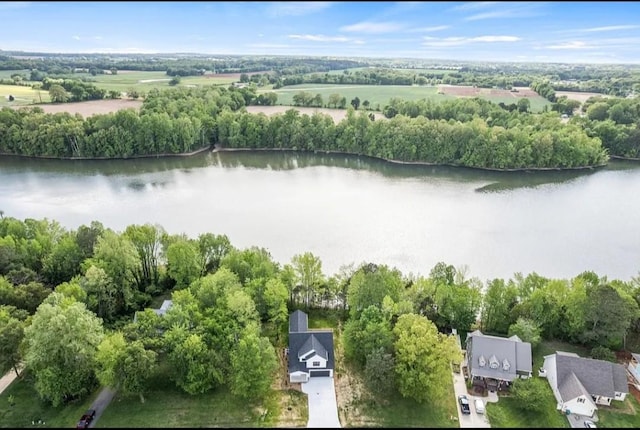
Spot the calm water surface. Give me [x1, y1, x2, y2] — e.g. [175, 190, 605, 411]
[1, 151, 639, 282]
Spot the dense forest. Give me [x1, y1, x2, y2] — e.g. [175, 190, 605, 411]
[0, 85, 613, 169]
[0, 214, 639, 407]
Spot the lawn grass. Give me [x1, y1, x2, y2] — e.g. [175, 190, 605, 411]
[94, 360, 306, 428]
[597, 394, 640, 428]
[0, 84, 50, 106]
[0, 371, 97, 428]
[485, 395, 569, 428]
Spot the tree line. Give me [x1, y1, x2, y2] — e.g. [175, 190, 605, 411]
[0, 215, 639, 407]
[0, 85, 608, 169]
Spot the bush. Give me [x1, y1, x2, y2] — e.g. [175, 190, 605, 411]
[590, 346, 616, 362]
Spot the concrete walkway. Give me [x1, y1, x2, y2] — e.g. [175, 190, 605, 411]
[0, 367, 21, 395]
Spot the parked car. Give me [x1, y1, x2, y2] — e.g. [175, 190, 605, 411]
[76, 409, 96, 429]
[584, 420, 597, 428]
[458, 395, 471, 414]
[474, 398, 485, 414]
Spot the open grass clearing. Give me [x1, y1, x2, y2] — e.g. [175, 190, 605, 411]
[0, 371, 97, 428]
[485, 394, 569, 428]
[597, 394, 640, 428]
[0, 84, 50, 106]
[270, 83, 454, 110]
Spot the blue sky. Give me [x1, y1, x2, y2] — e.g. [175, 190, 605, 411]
[2, 1, 640, 64]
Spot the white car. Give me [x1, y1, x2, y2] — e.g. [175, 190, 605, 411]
[474, 398, 485, 414]
[584, 420, 597, 428]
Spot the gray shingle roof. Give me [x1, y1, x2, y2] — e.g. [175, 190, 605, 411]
[555, 352, 629, 399]
[287, 310, 334, 374]
[466, 330, 532, 381]
[289, 309, 308, 333]
[558, 371, 592, 403]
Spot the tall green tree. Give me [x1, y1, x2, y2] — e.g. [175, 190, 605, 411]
[291, 252, 324, 308]
[23, 292, 104, 406]
[229, 327, 278, 400]
[393, 313, 461, 403]
[0, 306, 26, 376]
[346, 264, 404, 319]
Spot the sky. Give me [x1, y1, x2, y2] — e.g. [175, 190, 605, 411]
[2, 1, 640, 64]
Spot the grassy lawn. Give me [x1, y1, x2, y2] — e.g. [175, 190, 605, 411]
[0, 371, 97, 428]
[598, 395, 640, 428]
[270, 84, 454, 110]
[0, 84, 50, 106]
[486, 395, 569, 428]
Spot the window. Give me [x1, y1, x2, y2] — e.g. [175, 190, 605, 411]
[578, 398, 585, 403]
[312, 361, 320, 367]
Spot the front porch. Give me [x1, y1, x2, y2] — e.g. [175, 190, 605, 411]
[471, 376, 512, 393]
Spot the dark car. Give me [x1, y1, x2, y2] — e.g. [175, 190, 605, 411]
[76, 409, 96, 429]
[458, 395, 471, 414]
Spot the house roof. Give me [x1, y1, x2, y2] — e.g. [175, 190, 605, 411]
[287, 310, 334, 374]
[133, 299, 173, 322]
[555, 352, 629, 399]
[289, 309, 308, 333]
[558, 371, 592, 404]
[298, 334, 328, 360]
[466, 330, 532, 381]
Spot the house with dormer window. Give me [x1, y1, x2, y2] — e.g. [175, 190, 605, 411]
[287, 310, 335, 383]
[464, 330, 532, 391]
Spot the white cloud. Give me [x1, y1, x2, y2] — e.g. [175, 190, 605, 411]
[545, 41, 592, 50]
[450, 2, 498, 11]
[72, 35, 81, 40]
[422, 35, 521, 47]
[461, 2, 547, 21]
[266, 1, 332, 17]
[288, 34, 350, 43]
[340, 21, 405, 34]
[571, 25, 640, 33]
[0, 1, 30, 10]
[406, 25, 450, 33]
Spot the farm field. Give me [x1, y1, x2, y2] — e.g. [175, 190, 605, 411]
[438, 85, 551, 112]
[12, 98, 143, 117]
[0, 84, 50, 106]
[555, 90, 609, 104]
[268, 84, 455, 110]
[245, 105, 379, 123]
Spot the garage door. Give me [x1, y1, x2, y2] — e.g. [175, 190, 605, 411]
[310, 370, 331, 377]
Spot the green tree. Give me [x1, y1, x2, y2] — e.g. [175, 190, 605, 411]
[48, 84, 68, 103]
[507, 317, 542, 347]
[590, 346, 616, 362]
[517, 98, 530, 113]
[351, 96, 360, 110]
[328, 93, 342, 108]
[586, 102, 610, 121]
[81, 265, 117, 321]
[165, 326, 224, 395]
[263, 277, 288, 327]
[582, 283, 639, 348]
[42, 234, 84, 286]
[23, 292, 104, 406]
[511, 377, 548, 412]
[166, 239, 203, 289]
[291, 252, 324, 308]
[346, 264, 404, 319]
[229, 327, 278, 400]
[96, 333, 157, 403]
[0, 307, 26, 376]
[197, 233, 232, 273]
[364, 347, 395, 395]
[393, 313, 461, 403]
[343, 305, 393, 365]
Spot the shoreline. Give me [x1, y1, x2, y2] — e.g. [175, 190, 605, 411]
[211, 146, 609, 173]
[0, 144, 614, 172]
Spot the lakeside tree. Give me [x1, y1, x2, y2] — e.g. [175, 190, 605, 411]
[95, 332, 157, 403]
[23, 292, 104, 406]
[229, 326, 278, 400]
[393, 313, 461, 403]
[291, 252, 324, 308]
[346, 264, 404, 319]
[0, 305, 27, 376]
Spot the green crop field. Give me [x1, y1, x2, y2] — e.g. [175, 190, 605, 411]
[268, 84, 455, 110]
[0, 84, 50, 106]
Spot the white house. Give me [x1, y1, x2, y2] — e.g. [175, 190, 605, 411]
[628, 352, 640, 390]
[542, 351, 628, 417]
[288, 310, 334, 383]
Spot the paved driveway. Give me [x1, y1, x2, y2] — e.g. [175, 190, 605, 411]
[301, 377, 341, 428]
[567, 411, 598, 428]
[452, 368, 491, 428]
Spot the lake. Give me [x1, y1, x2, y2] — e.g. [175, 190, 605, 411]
[1, 150, 639, 282]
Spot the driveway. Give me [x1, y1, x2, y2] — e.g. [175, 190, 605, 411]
[301, 377, 341, 428]
[88, 387, 116, 428]
[567, 411, 598, 428]
[452, 367, 491, 428]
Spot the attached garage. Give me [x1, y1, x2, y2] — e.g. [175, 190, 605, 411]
[310, 370, 332, 377]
